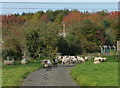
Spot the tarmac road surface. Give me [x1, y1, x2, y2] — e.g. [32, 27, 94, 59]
[22, 64, 77, 86]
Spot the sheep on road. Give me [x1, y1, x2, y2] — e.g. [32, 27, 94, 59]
[42, 60, 52, 71]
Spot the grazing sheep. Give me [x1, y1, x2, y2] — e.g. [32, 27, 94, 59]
[102, 58, 107, 62]
[94, 57, 107, 62]
[21, 59, 27, 65]
[94, 57, 107, 64]
[4, 59, 14, 65]
[84, 56, 89, 61]
[94, 61, 100, 64]
[94, 57, 101, 62]
[77, 56, 85, 63]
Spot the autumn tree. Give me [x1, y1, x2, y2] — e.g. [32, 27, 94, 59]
[62, 11, 85, 26]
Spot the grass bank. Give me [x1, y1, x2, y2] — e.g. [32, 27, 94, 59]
[71, 62, 118, 86]
[2, 62, 42, 86]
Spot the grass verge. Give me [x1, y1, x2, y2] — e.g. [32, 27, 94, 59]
[71, 62, 118, 86]
[2, 62, 42, 86]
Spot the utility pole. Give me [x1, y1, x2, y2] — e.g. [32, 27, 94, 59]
[62, 22, 66, 37]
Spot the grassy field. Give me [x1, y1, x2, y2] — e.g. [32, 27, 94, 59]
[70, 57, 118, 86]
[2, 62, 42, 87]
[0, 65, 1, 88]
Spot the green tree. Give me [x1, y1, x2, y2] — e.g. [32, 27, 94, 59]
[24, 21, 61, 59]
[67, 20, 102, 53]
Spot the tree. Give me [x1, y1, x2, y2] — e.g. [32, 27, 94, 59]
[55, 9, 69, 23]
[24, 21, 61, 59]
[67, 20, 102, 53]
[40, 15, 49, 23]
[2, 10, 119, 59]
[62, 11, 85, 26]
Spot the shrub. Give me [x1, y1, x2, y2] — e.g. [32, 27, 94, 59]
[2, 49, 22, 61]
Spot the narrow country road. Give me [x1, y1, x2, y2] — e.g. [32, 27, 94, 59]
[22, 64, 77, 86]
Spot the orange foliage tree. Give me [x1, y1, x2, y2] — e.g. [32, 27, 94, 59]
[40, 14, 49, 23]
[62, 11, 85, 26]
[108, 11, 120, 19]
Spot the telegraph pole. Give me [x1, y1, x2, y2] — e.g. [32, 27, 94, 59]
[62, 22, 66, 37]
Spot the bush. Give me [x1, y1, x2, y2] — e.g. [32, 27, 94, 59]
[2, 49, 22, 61]
[14, 61, 21, 65]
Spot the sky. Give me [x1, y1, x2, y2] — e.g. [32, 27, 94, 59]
[1, 0, 119, 15]
[1, 0, 120, 2]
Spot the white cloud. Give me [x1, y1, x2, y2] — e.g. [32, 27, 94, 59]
[1, 0, 119, 2]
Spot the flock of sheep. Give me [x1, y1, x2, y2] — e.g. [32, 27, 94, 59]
[41, 55, 107, 71]
[3, 55, 107, 67]
[58, 55, 106, 64]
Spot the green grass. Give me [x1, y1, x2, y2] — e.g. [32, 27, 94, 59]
[0, 65, 2, 88]
[103, 55, 119, 62]
[71, 62, 118, 86]
[2, 62, 42, 87]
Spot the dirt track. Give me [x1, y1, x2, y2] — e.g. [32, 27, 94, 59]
[22, 64, 77, 86]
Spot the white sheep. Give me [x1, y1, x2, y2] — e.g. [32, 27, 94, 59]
[94, 57, 107, 62]
[62, 56, 70, 64]
[77, 56, 85, 63]
[4, 59, 14, 65]
[94, 57, 101, 62]
[69, 56, 78, 64]
[21, 59, 27, 65]
[57, 56, 63, 62]
[44, 60, 52, 71]
[100, 57, 107, 62]
[94, 57, 107, 64]
[94, 61, 100, 64]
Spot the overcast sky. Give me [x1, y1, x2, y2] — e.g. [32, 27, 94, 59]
[1, 0, 120, 2]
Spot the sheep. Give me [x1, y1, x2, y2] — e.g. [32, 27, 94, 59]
[41, 60, 52, 71]
[44, 60, 52, 71]
[94, 57, 107, 64]
[84, 56, 90, 61]
[61, 56, 86, 64]
[102, 58, 107, 62]
[77, 56, 85, 63]
[94, 61, 100, 64]
[41, 60, 46, 66]
[21, 59, 27, 65]
[69, 56, 78, 64]
[52, 59, 58, 67]
[94, 57, 107, 62]
[57, 56, 63, 62]
[4, 59, 14, 65]
[62, 56, 70, 64]
[71, 58, 77, 64]
[94, 57, 101, 62]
